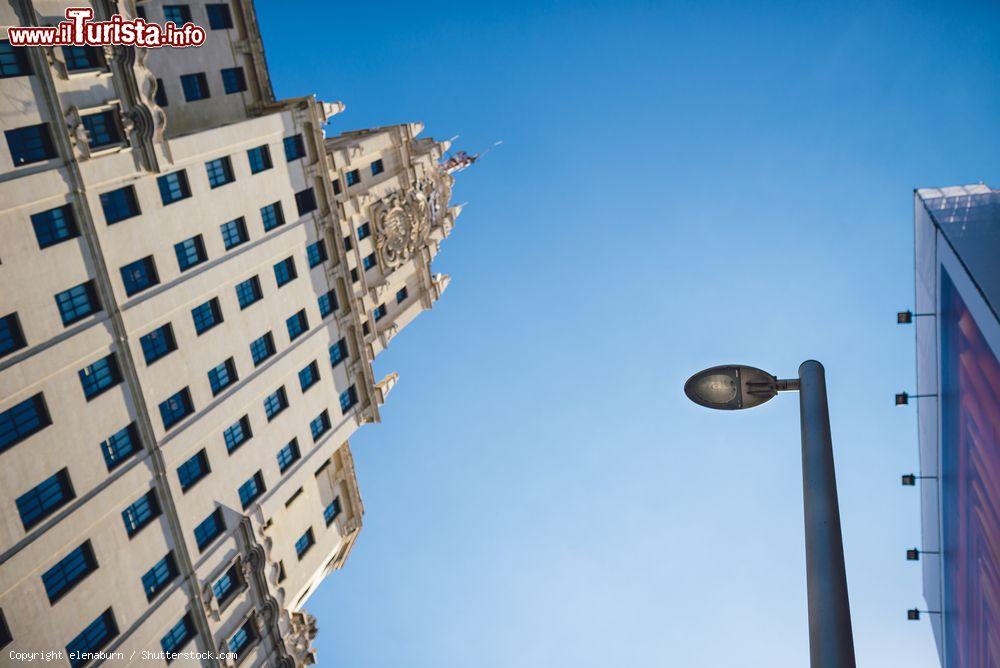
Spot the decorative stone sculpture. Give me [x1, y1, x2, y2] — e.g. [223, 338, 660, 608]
[372, 188, 431, 269]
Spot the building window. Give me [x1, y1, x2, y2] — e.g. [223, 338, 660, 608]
[370, 159, 384, 176]
[177, 449, 210, 491]
[228, 618, 258, 655]
[159, 387, 194, 430]
[295, 528, 315, 559]
[194, 507, 225, 552]
[329, 338, 348, 368]
[160, 613, 196, 658]
[61, 45, 103, 71]
[162, 4, 192, 24]
[42, 541, 97, 603]
[1, 39, 32, 77]
[81, 110, 122, 149]
[221, 66, 246, 94]
[174, 234, 207, 271]
[299, 361, 320, 392]
[0, 394, 51, 453]
[223, 415, 252, 453]
[340, 385, 359, 414]
[157, 170, 192, 205]
[31, 204, 79, 249]
[247, 145, 272, 174]
[5, 123, 56, 166]
[273, 257, 297, 287]
[220, 217, 249, 249]
[235, 276, 263, 309]
[396, 286, 409, 303]
[306, 239, 327, 268]
[16, 468, 74, 531]
[212, 562, 243, 606]
[208, 357, 239, 397]
[122, 490, 160, 537]
[277, 438, 300, 473]
[361, 321, 369, 335]
[180, 71, 209, 101]
[343, 235, 353, 251]
[205, 156, 235, 188]
[324, 498, 342, 526]
[66, 609, 118, 668]
[295, 188, 317, 217]
[309, 410, 330, 442]
[357, 222, 371, 240]
[206, 3, 233, 29]
[0, 313, 27, 358]
[263, 386, 288, 421]
[373, 303, 387, 321]
[332, 178, 342, 195]
[276, 561, 286, 583]
[318, 289, 338, 317]
[140, 323, 177, 364]
[99, 185, 140, 224]
[207, 357, 238, 396]
[120, 256, 159, 296]
[346, 169, 360, 187]
[283, 134, 306, 161]
[249, 332, 276, 366]
[154, 77, 168, 106]
[100, 423, 139, 471]
[78, 354, 122, 400]
[286, 309, 309, 341]
[141, 553, 178, 601]
[261, 201, 285, 231]
[363, 253, 378, 271]
[238, 471, 265, 509]
[191, 298, 223, 334]
[55, 281, 101, 325]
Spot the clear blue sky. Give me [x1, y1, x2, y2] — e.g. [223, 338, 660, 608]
[256, 2, 1000, 665]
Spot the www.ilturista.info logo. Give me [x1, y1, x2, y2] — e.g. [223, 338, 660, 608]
[7, 7, 206, 48]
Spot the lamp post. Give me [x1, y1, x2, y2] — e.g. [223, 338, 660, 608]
[684, 360, 856, 668]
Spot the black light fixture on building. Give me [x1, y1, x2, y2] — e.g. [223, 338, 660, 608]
[896, 310, 934, 324]
[907, 608, 940, 621]
[906, 548, 940, 561]
[895, 391, 937, 405]
[901, 473, 937, 486]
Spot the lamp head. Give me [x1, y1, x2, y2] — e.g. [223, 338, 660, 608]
[684, 365, 779, 411]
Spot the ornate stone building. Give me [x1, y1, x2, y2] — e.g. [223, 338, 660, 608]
[0, 0, 463, 665]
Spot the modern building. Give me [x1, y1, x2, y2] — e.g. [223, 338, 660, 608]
[0, 1, 464, 665]
[911, 184, 1000, 667]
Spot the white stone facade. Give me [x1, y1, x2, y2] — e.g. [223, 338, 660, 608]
[0, 1, 461, 665]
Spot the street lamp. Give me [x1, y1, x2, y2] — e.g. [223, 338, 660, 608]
[684, 360, 857, 668]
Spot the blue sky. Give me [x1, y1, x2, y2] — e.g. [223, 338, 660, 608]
[257, 1, 1000, 665]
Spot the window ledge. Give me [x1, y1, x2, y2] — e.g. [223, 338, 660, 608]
[66, 67, 111, 79]
[86, 142, 131, 159]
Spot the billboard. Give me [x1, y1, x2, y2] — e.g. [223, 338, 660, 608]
[940, 267, 1000, 667]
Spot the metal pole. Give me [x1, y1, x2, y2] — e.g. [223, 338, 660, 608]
[798, 360, 856, 668]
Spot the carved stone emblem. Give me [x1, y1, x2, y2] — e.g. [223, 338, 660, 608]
[373, 187, 430, 268]
[421, 172, 453, 227]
